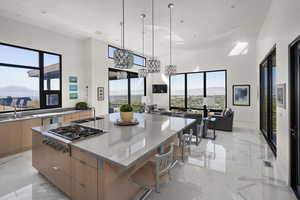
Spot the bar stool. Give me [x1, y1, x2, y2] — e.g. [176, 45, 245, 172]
[174, 129, 193, 162]
[130, 143, 175, 194]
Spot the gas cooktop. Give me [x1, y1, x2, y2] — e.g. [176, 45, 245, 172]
[49, 124, 105, 141]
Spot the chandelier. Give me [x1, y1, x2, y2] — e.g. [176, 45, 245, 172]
[165, 3, 177, 76]
[138, 13, 148, 78]
[146, 0, 161, 74]
[113, 0, 134, 69]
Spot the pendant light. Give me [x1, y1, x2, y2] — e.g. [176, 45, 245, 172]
[113, 0, 134, 69]
[138, 13, 148, 78]
[146, 0, 161, 73]
[165, 3, 177, 76]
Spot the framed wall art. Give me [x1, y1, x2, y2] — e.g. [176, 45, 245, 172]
[97, 87, 104, 101]
[277, 83, 286, 109]
[233, 85, 251, 106]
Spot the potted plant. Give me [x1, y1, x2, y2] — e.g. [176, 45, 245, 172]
[75, 102, 88, 110]
[120, 104, 133, 122]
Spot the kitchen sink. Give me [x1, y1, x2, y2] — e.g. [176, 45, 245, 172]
[72, 117, 104, 124]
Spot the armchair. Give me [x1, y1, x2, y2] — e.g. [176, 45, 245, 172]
[208, 109, 234, 132]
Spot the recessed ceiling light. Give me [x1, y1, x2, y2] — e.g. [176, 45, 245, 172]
[229, 42, 248, 56]
[41, 10, 47, 15]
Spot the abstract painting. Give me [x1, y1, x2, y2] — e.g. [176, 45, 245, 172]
[233, 85, 250, 106]
[277, 83, 286, 109]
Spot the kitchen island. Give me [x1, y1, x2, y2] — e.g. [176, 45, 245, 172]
[32, 113, 195, 200]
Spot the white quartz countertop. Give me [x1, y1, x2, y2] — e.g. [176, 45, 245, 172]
[72, 113, 195, 168]
[0, 108, 91, 123]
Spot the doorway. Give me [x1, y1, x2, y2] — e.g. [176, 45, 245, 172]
[260, 47, 277, 154]
[290, 36, 300, 198]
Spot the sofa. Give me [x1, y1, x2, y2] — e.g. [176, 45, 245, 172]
[208, 109, 234, 132]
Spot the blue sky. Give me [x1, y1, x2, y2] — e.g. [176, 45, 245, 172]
[0, 45, 59, 90]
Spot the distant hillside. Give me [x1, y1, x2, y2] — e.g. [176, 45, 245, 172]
[172, 87, 225, 95]
[0, 86, 39, 99]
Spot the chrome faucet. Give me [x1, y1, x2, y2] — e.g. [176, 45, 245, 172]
[92, 107, 96, 121]
[13, 106, 17, 119]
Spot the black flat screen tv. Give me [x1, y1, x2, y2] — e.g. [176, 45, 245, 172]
[152, 84, 168, 93]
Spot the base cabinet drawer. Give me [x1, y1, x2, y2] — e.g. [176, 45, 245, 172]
[0, 121, 22, 157]
[72, 179, 97, 200]
[71, 157, 98, 200]
[71, 147, 98, 168]
[53, 167, 72, 197]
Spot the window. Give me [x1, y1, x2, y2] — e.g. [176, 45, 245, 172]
[187, 73, 204, 109]
[130, 77, 146, 112]
[170, 74, 185, 108]
[108, 45, 146, 67]
[206, 71, 226, 109]
[108, 69, 146, 113]
[170, 70, 227, 111]
[0, 43, 62, 113]
[0, 67, 40, 111]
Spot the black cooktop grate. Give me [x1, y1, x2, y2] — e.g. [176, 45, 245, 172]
[49, 124, 104, 141]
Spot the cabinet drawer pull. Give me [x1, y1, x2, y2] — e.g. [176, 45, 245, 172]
[80, 160, 86, 165]
[80, 183, 86, 188]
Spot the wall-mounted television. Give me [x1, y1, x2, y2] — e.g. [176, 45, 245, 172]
[152, 84, 168, 93]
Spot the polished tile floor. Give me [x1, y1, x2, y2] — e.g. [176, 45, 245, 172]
[0, 128, 297, 200]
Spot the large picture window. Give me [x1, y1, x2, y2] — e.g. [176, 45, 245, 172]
[0, 43, 62, 113]
[108, 69, 146, 113]
[170, 74, 185, 108]
[170, 70, 227, 111]
[108, 45, 146, 67]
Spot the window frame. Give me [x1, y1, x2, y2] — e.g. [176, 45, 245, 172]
[108, 45, 146, 67]
[108, 68, 146, 113]
[169, 69, 227, 112]
[0, 42, 62, 113]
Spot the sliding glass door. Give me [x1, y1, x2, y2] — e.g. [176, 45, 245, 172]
[260, 48, 277, 153]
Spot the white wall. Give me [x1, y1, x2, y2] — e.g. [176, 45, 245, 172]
[257, 0, 300, 184]
[151, 38, 259, 129]
[84, 38, 153, 115]
[0, 16, 88, 107]
[0, 16, 151, 116]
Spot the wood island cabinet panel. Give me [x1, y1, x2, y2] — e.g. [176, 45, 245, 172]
[32, 131, 72, 197]
[71, 147, 98, 168]
[0, 121, 22, 157]
[21, 119, 41, 150]
[71, 157, 98, 200]
[53, 168, 72, 197]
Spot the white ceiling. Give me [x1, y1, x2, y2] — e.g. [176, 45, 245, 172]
[0, 0, 272, 57]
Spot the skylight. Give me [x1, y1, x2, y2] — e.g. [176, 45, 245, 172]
[228, 42, 248, 56]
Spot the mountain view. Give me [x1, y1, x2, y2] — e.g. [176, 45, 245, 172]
[0, 86, 39, 99]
